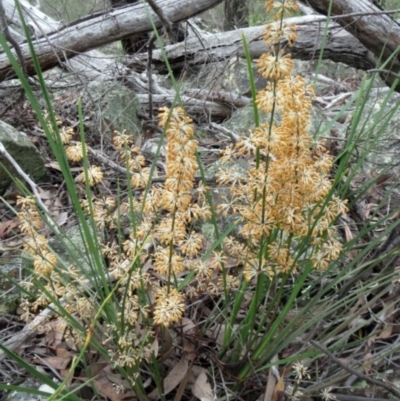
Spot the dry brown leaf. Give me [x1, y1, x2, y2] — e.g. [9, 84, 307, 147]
[143, 376, 152, 388]
[104, 365, 132, 390]
[37, 187, 54, 200]
[181, 317, 196, 334]
[0, 219, 18, 239]
[94, 375, 123, 401]
[272, 376, 285, 401]
[56, 211, 69, 226]
[88, 361, 109, 377]
[349, 296, 366, 316]
[149, 338, 159, 358]
[42, 355, 71, 370]
[342, 221, 357, 260]
[88, 365, 135, 401]
[376, 173, 393, 187]
[182, 318, 197, 360]
[191, 365, 208, 377]
[149, 356, 189, 399]
[44, 319, 67, 346]
[56, 345, 75, 360]
[363, 352, 373, 375]
[45, 162, 83, 173]
[0, 237, 23, 250]
[59, 369, 70, 378]
[206, 323, 225, 346]
[46, 161, 62, 171]
[114, 202, 129, 217]
[338, 358, 353, 367]
[158, 327, 173, 362]
[183, 339, 197, 362]
[367, 305, 394, 347]
[377, 322, 393, 340]
[263, 368, 276, 401]
[162, 356, 189, 396]
[192, 372, 214, 401]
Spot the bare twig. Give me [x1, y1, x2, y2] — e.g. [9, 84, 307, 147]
[0, 306, 54, 362]
[334, 394, 396, 401]
[147, 34, 157, 121]
[367, 68, 400, 79]
[146, 0, 176, 42]
[210, 122, 240, 142]
[330, 8, 400, 20]
[0, 0, 27, 117]
[0, 141, 59, 235]
[0, 0, 27, 78]
[309, 340, 400, 399]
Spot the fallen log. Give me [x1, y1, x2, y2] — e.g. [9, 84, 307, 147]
[299, 0, 400, 90]
[1, 0, 239, 120]
[0, 0, 223, 82]
[125, 15, 377, 74]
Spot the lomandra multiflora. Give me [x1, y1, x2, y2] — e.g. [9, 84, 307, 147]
[15, 0, 348, 370]
[217, 0, 347, 279]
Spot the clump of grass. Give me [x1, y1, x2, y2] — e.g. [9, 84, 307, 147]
[3, 0, 361, 399]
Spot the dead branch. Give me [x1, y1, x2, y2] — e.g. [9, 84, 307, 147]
[301, 0, 400, 90]
[126, 15, 376, 74]
[0, 0, 223, 82]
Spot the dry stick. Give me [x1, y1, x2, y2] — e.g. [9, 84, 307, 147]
[0, 272, 109, 362]
[329, 8, 400, 20]
[210, 122, 241, 142]
[0, 142, 60, 235]
[0, 0, 28, 78]
[82, 141, 164, 175]
[145, 0, 183, 116]
[309, 340, 400, 399]
[0, 0, 27, 118]
[146, 0, 176, 42]
[367, 68, 400, 79]
[0, 305, 55, 362]
[334, 395, 395, 401]
[147, 34, 157, 121]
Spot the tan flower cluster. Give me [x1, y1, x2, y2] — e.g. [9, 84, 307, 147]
[112, 129, 150, 189]
[17, 196, 57, 277]
[153, 287, 185, 327]
[65, 142, 86, 163]
[105, 325, 153, 386]
[45, 115, 103, 186]
[81, 196, 116, 229]
[217, 0, 347, 279]
[16, 196, 72, 322]
[148, 107, 207, 325]
[109, 109, 237, 327]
